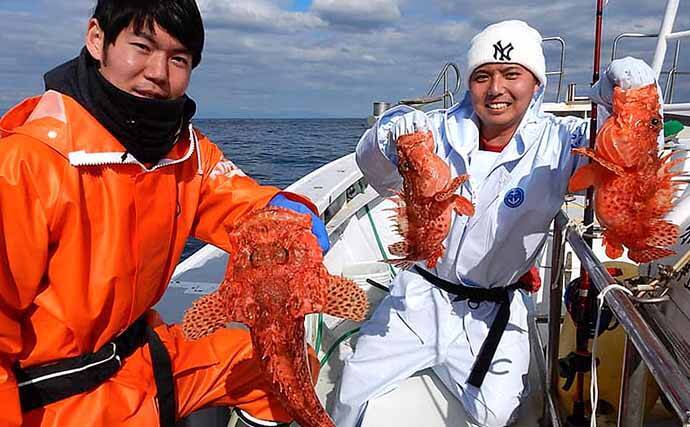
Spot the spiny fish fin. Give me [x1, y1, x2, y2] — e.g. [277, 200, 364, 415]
[394, 215, 409, 236]
[643, 220, 679, 248]
[453, 196, 475, 217]
[629, 247, 676, 263]
[388, 241, 409, 256]
[571, 147, 598, 160]
[573, 147, 625, 175]
[594, 156, 625, 175]
[662, 156, 686, 177]
[324, 276, 369, 322]
[385, 258, 414, 270]
[568, 163, 608, 193]
[182, 289, 227, 340]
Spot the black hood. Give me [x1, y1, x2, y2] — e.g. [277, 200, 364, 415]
[44, 48, 196, 164]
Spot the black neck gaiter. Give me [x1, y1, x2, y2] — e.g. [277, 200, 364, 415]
[44, 48, 196, 164]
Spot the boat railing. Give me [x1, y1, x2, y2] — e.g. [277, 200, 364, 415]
[399, 62, 462, 109]
[612, 32, 689, 105]
[544, 210, 690, 427]
[426, 62, 462, 109]
[543, 36, 567, 103]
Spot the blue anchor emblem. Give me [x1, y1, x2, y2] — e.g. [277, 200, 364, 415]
[504, 187, 525, 208]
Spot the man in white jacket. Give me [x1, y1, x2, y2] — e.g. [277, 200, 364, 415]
[332, 20, 658, 427]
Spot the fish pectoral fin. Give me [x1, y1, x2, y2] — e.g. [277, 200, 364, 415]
[572, 147, 594, 157]
[434, 175, 467, 202]
[568, 163, 607, 192]
[572, 147, 625, 175]
[592, 156, 625, 176]
[453, 195, 475, 217]
[324, 276, 369, 322]
[182, 288, 228, 340]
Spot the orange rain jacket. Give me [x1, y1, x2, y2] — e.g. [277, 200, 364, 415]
[0, 90, 310, 426]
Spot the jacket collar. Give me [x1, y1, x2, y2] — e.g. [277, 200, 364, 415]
[0, 91, 199, 172]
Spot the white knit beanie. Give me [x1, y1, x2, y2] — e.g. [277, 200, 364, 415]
[466, 20, 546, 86]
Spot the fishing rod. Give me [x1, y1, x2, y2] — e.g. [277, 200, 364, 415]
[568, 0, 606, 425]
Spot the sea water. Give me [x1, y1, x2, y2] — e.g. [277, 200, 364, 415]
[182, 118, 368, 259]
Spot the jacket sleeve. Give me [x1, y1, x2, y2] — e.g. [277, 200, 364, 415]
[557, 116, 592, 179]
[191, 135, 281, 252]
[0, 136, 54, 426]
[354, 105, 419, 197]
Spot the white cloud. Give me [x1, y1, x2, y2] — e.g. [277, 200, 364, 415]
[1, 0, 688, 117]
[198, 0, 326, 33]
[311, 0, 401, 29]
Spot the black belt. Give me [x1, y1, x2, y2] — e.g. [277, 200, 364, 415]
[413, 266, 522, 388]
[15, 316, 176, 427]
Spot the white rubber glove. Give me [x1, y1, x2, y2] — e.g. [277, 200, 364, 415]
[591, 56, 657, 108]
[388, 110, 433, 145]
[591, 56, 664, 149]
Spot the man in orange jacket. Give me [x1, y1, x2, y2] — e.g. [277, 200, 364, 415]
[0, 1, 328, 426]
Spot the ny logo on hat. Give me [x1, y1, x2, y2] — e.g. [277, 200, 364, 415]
[493, 41, 514, 61]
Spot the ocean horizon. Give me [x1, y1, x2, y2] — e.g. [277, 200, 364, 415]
[183, 117, 368, 259]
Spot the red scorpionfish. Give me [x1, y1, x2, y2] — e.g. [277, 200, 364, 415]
[388, 130, 475, 269]
[182, 206, 368, 427]
[568, 83, 683, 263]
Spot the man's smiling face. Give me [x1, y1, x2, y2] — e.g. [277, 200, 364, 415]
[469, 63, 540, 134]
[86, 19, 194, 100]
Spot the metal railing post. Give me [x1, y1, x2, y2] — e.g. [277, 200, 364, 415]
[652, 0, 681, 76]
[668, 40, 681, 102]
[543, 212, 568, 426]
[542, 37, 566, 103]
[618, 337, 648, 427]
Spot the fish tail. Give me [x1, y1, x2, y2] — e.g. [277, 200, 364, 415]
[262, 329, 334, 427]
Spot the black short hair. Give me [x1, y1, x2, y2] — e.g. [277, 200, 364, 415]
[92, 0, 204, 68]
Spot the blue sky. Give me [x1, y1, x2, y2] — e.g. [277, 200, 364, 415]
[1, 0, 689, 118]
[289, 0, 312, 12]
